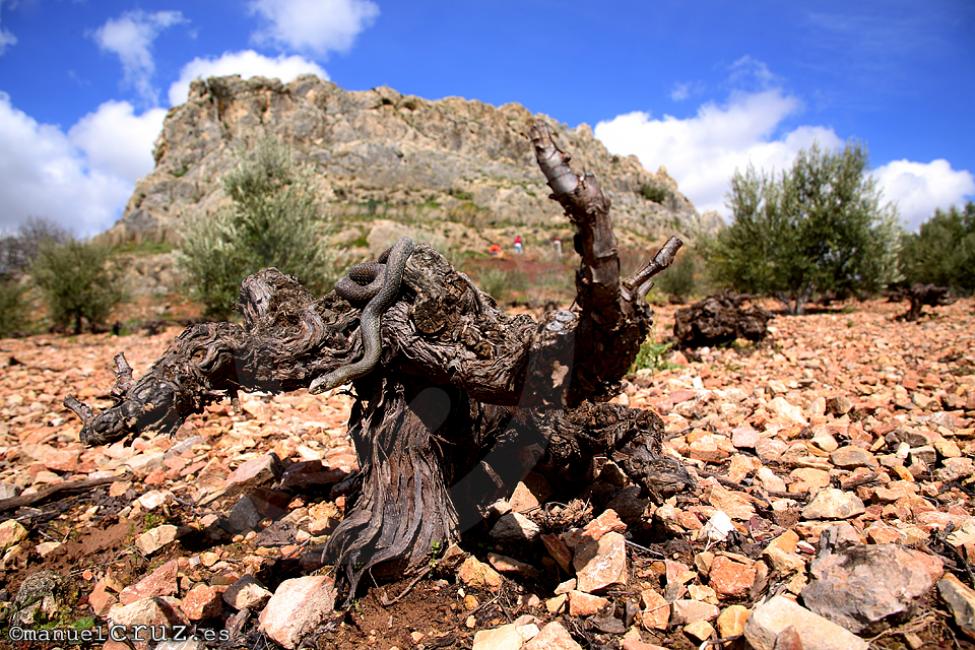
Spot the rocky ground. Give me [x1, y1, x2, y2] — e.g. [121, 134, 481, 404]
[0, 297, 973, 649]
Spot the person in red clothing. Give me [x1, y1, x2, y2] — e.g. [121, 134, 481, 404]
[513, 234, 524, 254]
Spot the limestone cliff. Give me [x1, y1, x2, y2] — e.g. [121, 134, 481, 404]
[108, 75, 717, 253]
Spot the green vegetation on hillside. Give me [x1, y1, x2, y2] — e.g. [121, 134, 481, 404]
[639, 182, 671, 204]
[178, 138, 337, 318]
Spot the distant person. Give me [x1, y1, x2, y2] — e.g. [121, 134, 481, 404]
[552, 237, 562, 257]
[488, 243, 503, 258]
[513, 234, 524, 254]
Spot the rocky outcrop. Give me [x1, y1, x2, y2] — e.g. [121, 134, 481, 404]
[107, 75, 714, 252]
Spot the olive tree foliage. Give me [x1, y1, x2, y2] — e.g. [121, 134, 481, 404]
[899, 202, 975, 293]
[30, 239, 123, 334]
[0, 217, 78, 337]
[0, 281, 27, 338]
[705, 143, 901, 314]
[178, 139, 336, 318]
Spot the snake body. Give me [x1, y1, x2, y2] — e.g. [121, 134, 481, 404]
[310, 237, 415, 393]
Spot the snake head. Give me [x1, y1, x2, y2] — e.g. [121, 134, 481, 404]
[308, 373, 341, 395]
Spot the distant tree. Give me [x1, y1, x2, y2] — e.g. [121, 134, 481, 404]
[178, 138, 335, 318]
[705, 143, 900, 314]
[0, 217, 72, 337]
[30, 239, 123, 334]
[0, 280, 28, 338]
[0, 217, 70, 276]
[899, 202, 975, 293]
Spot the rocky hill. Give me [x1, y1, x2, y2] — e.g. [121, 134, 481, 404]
[107, 75, 718, 256]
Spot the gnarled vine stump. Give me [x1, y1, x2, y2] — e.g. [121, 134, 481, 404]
[897, 283, 954, 321]
[673, 291, 772, 349]
[65, 122, 692, 596]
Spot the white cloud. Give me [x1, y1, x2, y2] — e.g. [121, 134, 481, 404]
[68, 101, 166, 181]
[1, 45, 327, 236]
[249, 0, 378, 55]
[0, 93, 163, 236]
[0, 28, 14, 55]
[872, 159, 975, 230]
[167, 49, 327, 106]
[596, 87, 974, 228]
[595, 89, 843, 216]
[728, 55, 778, 90]
[670, 83, 691, 102]
[93, 10, 186, 106]
[0, 0, 15, 55]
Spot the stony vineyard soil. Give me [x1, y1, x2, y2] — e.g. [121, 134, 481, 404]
[0, 297, 973, 649]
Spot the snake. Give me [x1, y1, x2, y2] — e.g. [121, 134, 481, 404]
[309, 237, 415, 394]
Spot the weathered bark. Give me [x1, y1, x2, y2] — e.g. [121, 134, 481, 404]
[65, 120, 690, 597]
[673, 292, 772, 349]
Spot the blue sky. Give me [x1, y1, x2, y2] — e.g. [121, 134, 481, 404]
[1, 0, 973, 235]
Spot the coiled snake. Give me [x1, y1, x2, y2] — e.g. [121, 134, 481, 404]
[309, 237, 415, 394]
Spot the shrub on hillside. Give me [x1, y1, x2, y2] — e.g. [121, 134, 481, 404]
[899, 202, 974, 293]
[178, 139, 336, 318]
[30, 239, 123, 334]
[705, 143, 900, 314]
[639, 182, 671, 204]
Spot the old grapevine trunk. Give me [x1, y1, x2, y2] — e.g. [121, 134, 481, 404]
[65, 121, 691, 596]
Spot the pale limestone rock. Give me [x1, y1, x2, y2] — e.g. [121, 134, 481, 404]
[717, 604, 750, 637]
[802, 488, 865, 520]
[745, 596, 868, 650]
[135, 524, 178, 556]
[458, 555, 503, 589]
[939, 573, 975, 639]
[684, 620, 714, 642]
[258, 576, 336, 649]
[524, 621, 582, 650]
[180, 583, 222, 621]
[472, 623, 525, 650]
[567, 590, 609, 616]
[573, 531, 627, 593]
[640, 588, 669, 630]
[802, 544, 943, 633]
[670, 599, 719, 625]
[0, 519, 27, 552]
[109, 596, 186, 629]
[830, 446, 877, 468]
[224, 453, 282, 495]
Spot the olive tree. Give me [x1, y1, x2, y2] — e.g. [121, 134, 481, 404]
[899, 202, 975, 293]
[706, 143, 900, 314]
[178, 139, 336, 318]
[30, 239, 123, 334]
